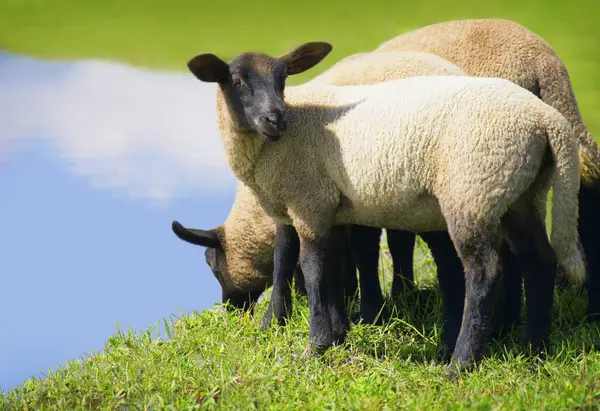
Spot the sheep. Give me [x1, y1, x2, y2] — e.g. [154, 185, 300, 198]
[375, 18, 600, 320]
[171, 182, 358, 312]
[307, 50, 465, 85]
[171, 51, 474, 326]
[185, 41, 585, 378]
[172, 50, 522, 333]
[306, 50, 524, 333]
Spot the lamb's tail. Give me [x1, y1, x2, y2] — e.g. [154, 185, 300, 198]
[545, 113, 587, 285]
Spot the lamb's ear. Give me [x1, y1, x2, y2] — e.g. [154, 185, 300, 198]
[171, 220, 221, 249]
[280, 42, 333, 75]
[187, 54, 230, 83]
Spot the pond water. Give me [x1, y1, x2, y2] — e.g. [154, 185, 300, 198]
[0, 51, 237, 390]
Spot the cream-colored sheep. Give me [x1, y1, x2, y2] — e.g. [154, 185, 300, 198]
[186, 42, 585, 376]
[173, 50, 468, 322]
[307, 51, 465, 85]
[172, 182, 280, 310]
[376, 18, 600, 187]
[376, 19, 600, 320]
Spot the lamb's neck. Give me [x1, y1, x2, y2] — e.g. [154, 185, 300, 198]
[216, 89, 263, 186]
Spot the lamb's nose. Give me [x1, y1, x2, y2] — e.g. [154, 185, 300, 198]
[265, 111, 282, 125]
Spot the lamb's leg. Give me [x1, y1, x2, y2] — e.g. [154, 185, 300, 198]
[490, 244, 523, 340]
[445, 223, 502, 380]
[343, 235, 359, 303]
[262, 224, 300, 329]
[328, 225, 351, 345]
[502, 208, 556, 354]
[387, 229, 417, 297]
[579, 184, 600, 322]
[350, 225, 388, 324]
[300, 231, 336, 353]
[294, 266, 307, 297]
[420, 231, 465, 363]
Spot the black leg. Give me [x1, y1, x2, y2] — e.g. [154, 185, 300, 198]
[420, 231, 465, 362]
[350, 224, 388, 324]
[262, 224, 300, 329]
[327, 226, 351, 344]
[300, 230, 338, 353]
[343, 233, 359, 303]
[446, 226, 502, 379]
[490, 243, 521, 339]
[293, 266, 307, 297]
[579, 183, 600, 322]
[491, 243, 523, 339]
[502, 209, 556, 354]
[387, 229, 417, 297]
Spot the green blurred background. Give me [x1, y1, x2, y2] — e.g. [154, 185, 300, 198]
[1, 0, 598, 133]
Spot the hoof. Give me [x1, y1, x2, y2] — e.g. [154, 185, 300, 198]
[349, 311, 362, 325]
[586, 311, 600, 324]
[490, 323, 514, 342]
[436, 344, 453, 364]
[443, 363, 460, 382]
[261, 305, 287, 330]
[444, 359, 473, 382]
[359, 304, 390, 325]
[261, 306, 273, 330]
[304, 340, 332, 358]
[554, 268, 571, 292]
[332, 317, 350, 346]
[332, 328, 348, 346]
[521, 334, 549, 358]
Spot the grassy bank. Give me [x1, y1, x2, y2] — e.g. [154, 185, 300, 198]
[2, 242, 600, 409]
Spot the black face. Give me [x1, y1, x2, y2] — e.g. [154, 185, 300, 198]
[226, 54, 288, 142]
[186, 41, 334, 142]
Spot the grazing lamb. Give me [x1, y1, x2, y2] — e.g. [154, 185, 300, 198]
[185, 41, 584, 378]
[171, 182, 358, 311]
[376, 18, 600, 320]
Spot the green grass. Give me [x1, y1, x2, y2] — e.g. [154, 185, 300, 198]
[2, 241, 600, 409]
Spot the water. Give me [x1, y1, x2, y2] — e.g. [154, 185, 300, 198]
[0, 51, 237, 391]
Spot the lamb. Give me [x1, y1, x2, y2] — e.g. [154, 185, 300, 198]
[375, 18, 600, 320]
[172, 50, 474, 325]
[171, 182, 310, 311]
[185, 41, 585, 378]
[306, 50, 523, 333]
[173, 50, 523, 331]
[172, 182, 360, 311]
[307, 50, 465, 85]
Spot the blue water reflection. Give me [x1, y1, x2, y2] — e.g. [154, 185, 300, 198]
[0, 51, 237, 390]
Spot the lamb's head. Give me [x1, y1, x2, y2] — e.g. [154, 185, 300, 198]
[186, 42, 333, 141]
[171, 220, 263, 311]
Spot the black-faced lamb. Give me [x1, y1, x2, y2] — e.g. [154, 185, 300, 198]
[172, 50, 493, 327]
